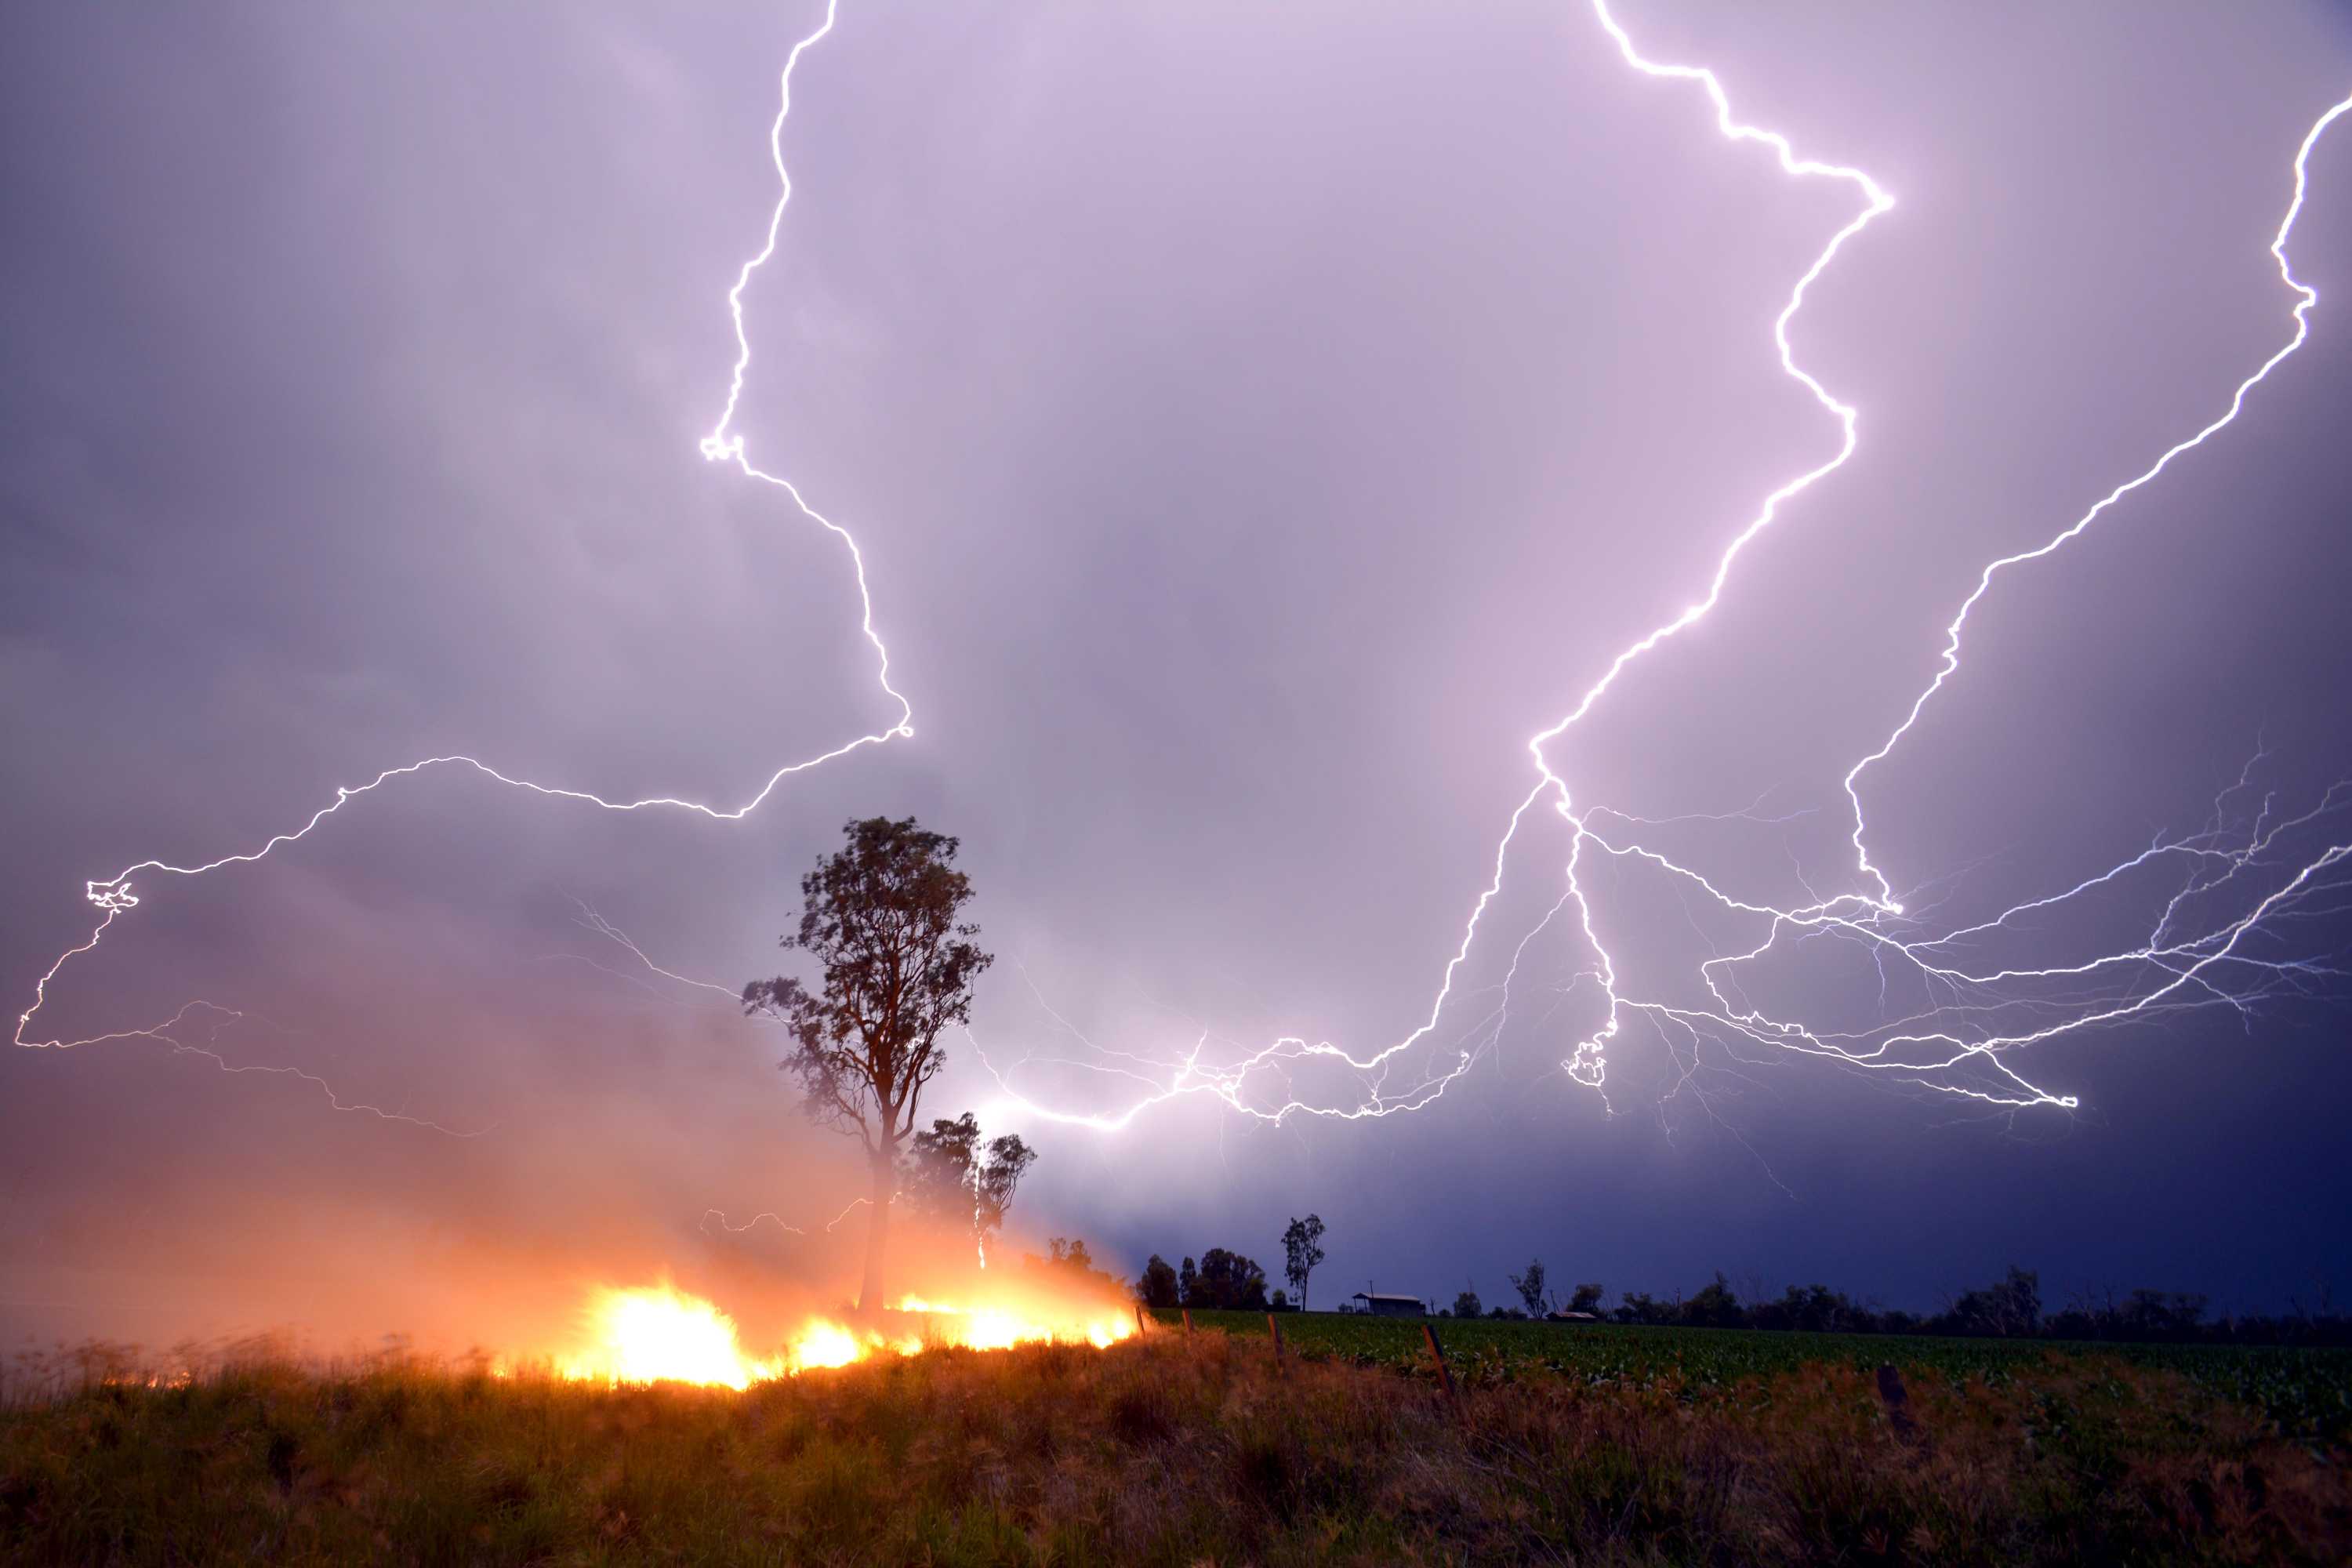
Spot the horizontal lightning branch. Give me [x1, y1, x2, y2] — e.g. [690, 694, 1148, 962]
[700, 1193, 881, 1240]
[11, 2, 892, 1132]
[37, 1000, 490, 1138]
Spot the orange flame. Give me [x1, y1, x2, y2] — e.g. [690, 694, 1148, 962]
[550, 1280, 1134, 1388]
[896, 1294, 1133, 1350]
[558, 1283, 779, 1388]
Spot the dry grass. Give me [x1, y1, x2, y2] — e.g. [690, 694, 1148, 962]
[4, 1327, 2348, 1564]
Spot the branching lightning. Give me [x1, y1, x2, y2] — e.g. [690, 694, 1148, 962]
[15, 0, 2352, 1157]
[1840, 95, 2352, 902]
[971, 4, 2352, 1130]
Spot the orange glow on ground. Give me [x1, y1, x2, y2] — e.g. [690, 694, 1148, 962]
[548, 1281, 1136, 1388]
[557, 1283, 779, 1388]
[897, 1294, 1134, 1351]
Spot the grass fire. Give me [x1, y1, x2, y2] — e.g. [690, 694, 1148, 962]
[543, 1279, 1136, 1390]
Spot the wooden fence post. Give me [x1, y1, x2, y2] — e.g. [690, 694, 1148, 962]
[1134, 1303, 1146, 1338]
[1268, 1312, 1287, 1377]
[1876, 1363, 1921, 1444]
[1421, 1322, 1461, 1417]
[1182, 1308, 1193, 1338]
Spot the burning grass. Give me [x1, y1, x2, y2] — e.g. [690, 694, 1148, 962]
[534, 1282, 1131, 1388]
[5, 1327, 2349, 1564]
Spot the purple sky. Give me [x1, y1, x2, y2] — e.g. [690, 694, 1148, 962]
[6, 2, 2352, 1346]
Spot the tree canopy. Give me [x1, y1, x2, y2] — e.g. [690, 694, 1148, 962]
[1184, 1248, 1270, 1311]
[1508, 1258, 1549, 1317]
[1138, 1254, 1181, 1309]
[899, 1112, 1036, 1256]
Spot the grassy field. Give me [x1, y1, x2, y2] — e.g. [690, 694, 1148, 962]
[5, 1326, 2350, 1565]
[1160, 1308, 2352, 1443]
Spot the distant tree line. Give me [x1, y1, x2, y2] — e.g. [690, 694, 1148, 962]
[1134, 1214, 1328, 1313]
[1137, 1249, 1272, 1311]
[1123, 1219, 2350, 1348]
[1433, 1261, 2352, 1347]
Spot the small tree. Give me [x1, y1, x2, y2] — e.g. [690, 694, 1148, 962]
[742, 817, 992, 1313]
[1281, 1214, 1327, 1311]
[1138, 1254, 1180, 1308]
[1568, 1281, 1604, 1315]
[900, 1112, 1036, 1259]
[1452, 1287, 1483, 1319]
[1178, 1256, 1198, 1305]
[1508, 1258, 1549, 1317]
[1945, 1265, 2042, 1338]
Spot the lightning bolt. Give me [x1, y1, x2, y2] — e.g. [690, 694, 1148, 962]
[12, 2, 892, 1123]
[700, 1192, 880, 1240]
[568, 903, 743, 1004]
[977, 4, 2352, 1131]
[971, 0, 1890, 1125]
[19, 999, 489, 1138]
[1841, 94, 2352, 902]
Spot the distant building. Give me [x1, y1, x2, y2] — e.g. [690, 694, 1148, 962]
[1545, 1309, 1601, 1323]
[1352, 1292, 1425, 1318]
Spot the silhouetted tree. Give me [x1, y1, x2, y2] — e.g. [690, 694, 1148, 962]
[1138, 1254, 1180, 1309]
[1614, 1290, 1671, 1326]
[1508, 1258, 1549, 1317]
[900, 1112, 1036, 1258]
[1940, 1266, 2041, 1338]
[1189, 1248, 1269, 1309]
[1683, 1272, 1743, 1329]
[1567, 1282, 1605, 1315]
[1452, 1287, 1483, 1319]
[2122, 1289, 2208, 1338]
[1281, 1214, 1327, 1311]
[742, 817, 992, 1313]
[1178, 1256, 1198, 1305]
[1752, 1283, 1853, 1334]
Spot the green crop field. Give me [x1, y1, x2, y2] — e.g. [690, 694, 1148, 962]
[1153, 1308, 2352, 1441]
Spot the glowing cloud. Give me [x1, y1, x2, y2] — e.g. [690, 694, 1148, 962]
[971, 4, 2352, 1126]
[16, 0, 2352, 1150]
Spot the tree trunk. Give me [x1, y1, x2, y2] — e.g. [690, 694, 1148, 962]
[856, 1150, 894, 1316]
